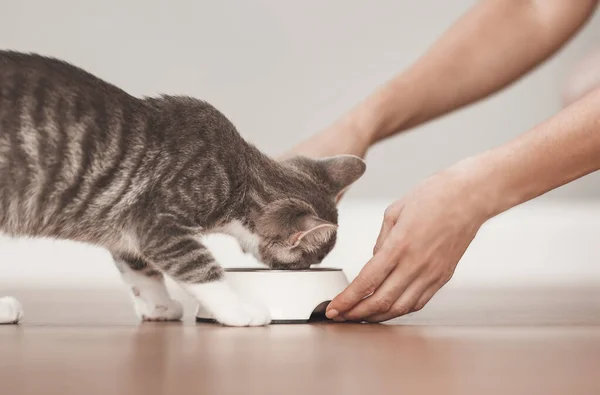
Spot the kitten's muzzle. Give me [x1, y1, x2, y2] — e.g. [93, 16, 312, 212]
[269, 260, 315, 270]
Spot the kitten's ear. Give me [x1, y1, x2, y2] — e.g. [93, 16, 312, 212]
[288, 216, 338, 248]
[318, 155, 366, 197]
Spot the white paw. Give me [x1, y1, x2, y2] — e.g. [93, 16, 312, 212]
[211, 301, 271, 327]
[133, 296, 184, 322]
[243, 302, 272, 326]
[188, 281, 271, 327]
[0, 297, 24, 324]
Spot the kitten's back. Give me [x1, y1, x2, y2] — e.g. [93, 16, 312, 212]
[0, 51, 150, 240]
[0, 51, 132, 101]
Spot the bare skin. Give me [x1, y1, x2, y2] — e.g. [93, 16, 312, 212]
[284, 0, 600, 322]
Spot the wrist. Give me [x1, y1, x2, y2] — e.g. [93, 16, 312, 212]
[347, 76, 421, 145]
[331, 105, 378, 149]
[445, 153, 514, 222]
[450, 142, 548, 221]
[323, 108, 376, 157]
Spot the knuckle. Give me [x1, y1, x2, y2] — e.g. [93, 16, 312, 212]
[358, 277, 378, 295]
[383, 206, 395, 219]
[372, 297, 394, 313]
[438, 269, 454, 284]
[382, 215, 394, 226]
[383, 205, 400, 223]
[413, 303, 425, 312]
[392, 304, 411, 317]
[429, 264, 454, 285]
[372, 247, 382, 257]
[372, 244, 380, 255]
[382, 217, 395, 230]
[387, 231, 409, 252]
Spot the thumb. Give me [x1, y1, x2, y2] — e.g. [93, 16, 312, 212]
[373, 202, 403, 254]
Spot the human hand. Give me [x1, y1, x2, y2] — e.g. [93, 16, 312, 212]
[326, 160, 493, 322]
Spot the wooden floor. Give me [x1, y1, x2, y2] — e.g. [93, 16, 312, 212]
[1, 286, 599, 395]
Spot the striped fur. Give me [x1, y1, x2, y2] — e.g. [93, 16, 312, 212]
[0, 51, 366, 324]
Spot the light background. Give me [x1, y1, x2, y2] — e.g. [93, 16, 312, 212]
[1, 1, 599, 289]
[2, 0, 600, 200]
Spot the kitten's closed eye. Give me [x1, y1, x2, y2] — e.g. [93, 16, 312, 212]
[247, 155, 365, 270]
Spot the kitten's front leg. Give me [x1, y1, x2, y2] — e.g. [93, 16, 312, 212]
[112, 253, 184, 322]
[143, 231, 270, 327]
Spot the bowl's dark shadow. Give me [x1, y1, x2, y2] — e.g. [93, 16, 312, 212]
[195, 301, 336, 325]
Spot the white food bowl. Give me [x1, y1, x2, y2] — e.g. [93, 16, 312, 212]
[195, 268, 349, 324]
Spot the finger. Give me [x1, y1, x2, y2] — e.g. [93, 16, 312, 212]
[413, 282, 442, 312]
[363, 277, 436, 323]
[326, 231, 405, 318]
[340, 261, 422, 321]
[373, 219, 392, 255]
[373, 203, 403, 254]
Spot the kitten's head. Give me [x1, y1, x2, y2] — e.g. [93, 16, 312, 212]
[250, 155, 366, 269]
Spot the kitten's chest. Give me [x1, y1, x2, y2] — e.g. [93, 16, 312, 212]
[108, 230, 140, 255]
[213, 220, 260, 256]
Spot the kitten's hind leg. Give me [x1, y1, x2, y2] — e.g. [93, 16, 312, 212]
[142, 228, 270, 327]
[113, 253, 184, 322]
[0, 297, 24, 324]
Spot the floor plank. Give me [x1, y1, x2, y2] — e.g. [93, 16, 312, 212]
[1, 286, 599, 395]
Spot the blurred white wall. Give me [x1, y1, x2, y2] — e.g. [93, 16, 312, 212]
[2, 200, 600, 288]
[1, 0, 600, 200]
[1, 2, 600, 290]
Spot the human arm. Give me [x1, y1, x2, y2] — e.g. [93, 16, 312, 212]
[286, 0, 600, 321]
[285, 0, 598, 159]
[328, 85, 600, 322]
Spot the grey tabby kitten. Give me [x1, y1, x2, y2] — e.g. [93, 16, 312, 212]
[0, 51, 366, 326]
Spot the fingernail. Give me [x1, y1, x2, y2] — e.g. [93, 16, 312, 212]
[326, 309, 339, 319]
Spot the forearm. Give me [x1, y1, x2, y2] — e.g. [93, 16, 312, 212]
[348, 0, 597, 145]
[461, 87, 600, 219]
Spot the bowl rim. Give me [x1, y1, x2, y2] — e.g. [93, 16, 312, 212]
[224, 267, 342, 273]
